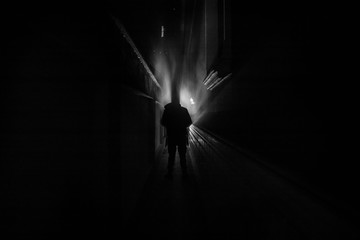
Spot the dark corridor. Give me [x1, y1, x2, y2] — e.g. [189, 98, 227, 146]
[1, 2, 358, 240]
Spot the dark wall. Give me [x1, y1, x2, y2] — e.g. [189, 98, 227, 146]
[197, 5, 357, 217]
[114, 86, 157, 224]
[0, 10, 160, 238]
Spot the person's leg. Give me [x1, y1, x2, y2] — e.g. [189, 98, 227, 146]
[178, 143, 187, 173]
[167, 144, 176, 175]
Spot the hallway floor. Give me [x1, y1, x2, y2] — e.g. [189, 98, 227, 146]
[125, 126, 358, 240]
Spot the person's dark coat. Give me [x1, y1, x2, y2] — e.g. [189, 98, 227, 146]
[160, 102, 192, 146]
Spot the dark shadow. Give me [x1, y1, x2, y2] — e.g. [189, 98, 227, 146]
[161, 92, 192, 178]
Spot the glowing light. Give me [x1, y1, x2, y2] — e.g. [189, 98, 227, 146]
[203, 70, 217, 85]
[112, 17, 160, 89]
[203, 71, 232, 91]
[161, 26, 165, 38]
[152, 4, 211, 124]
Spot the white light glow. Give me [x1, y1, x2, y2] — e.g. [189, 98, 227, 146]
[161, 26, 165, 38]
[152, 7, 212, 124]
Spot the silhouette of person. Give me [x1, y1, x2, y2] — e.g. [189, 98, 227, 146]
[161, 94, 192, 177]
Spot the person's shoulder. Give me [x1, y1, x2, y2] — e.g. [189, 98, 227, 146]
[180, 106, 189, 112]
[164, 103, 172, 109]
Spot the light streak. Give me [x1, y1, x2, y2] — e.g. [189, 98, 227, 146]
[188, 125, 227, 162]
[208, 73, 232, 91]
[203, 70, 215, 84]
[112, 16, 161, 90]
[151, 1, 215, 123]
[203, 70, 218, 86]
[203, 70, 232, 90]
[161, 26, 165, 38]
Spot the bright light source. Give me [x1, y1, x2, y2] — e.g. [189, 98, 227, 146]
[190, 98, 195, 105]
[161, 26, 165, 38]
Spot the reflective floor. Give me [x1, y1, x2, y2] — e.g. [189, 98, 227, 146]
[125, 125, 358, 240]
